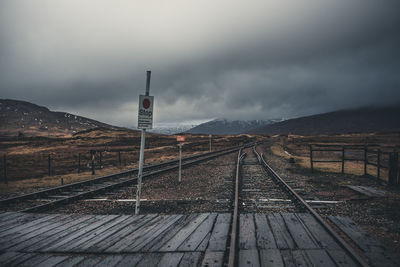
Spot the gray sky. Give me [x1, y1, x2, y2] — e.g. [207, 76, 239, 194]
[1, 0, 399, 127]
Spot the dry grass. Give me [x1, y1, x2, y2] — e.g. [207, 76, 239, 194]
[270, 142, 390, 181]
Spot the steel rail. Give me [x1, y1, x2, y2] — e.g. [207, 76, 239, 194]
[14, 144, 256, 213]
[253, 147, 370, 267]
[227, 149, 246, 267]
[0, 144, 255, 206]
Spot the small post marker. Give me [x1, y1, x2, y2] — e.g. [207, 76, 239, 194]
[176, 135, 186, 183]
[135, 71, 154, 215]
[209, 134, 212, 152]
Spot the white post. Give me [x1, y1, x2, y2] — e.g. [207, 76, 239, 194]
[135, 71, 151, 215]
[209, 134, 212, 152]
[178, 144, 182, 183]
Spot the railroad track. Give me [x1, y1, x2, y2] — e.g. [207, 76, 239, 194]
[0, 144, 256, 213]
[227, 146, 369, 267]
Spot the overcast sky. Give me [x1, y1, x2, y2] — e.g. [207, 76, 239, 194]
[1, 0, 399, 127]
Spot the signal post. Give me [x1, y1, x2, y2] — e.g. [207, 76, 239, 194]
[176, 135, 185, 183]
[135, 71, 154, 215]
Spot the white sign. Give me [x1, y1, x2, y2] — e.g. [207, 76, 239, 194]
[138, 95, 154, 129]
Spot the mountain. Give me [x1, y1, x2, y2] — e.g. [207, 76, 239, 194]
[249, 105, 400, 135]
[148, 123, 197, 135]
[0, 99, 119, 137]
[185, 119, 280, 135]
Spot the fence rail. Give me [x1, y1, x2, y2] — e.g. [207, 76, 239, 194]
[309, 144, 399, 187]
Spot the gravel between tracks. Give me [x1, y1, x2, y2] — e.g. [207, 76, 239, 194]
[52, 153, 237, 214]
[258, 142, 400, 253]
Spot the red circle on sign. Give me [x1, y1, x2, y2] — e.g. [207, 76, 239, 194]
[142, 98, 150, 109]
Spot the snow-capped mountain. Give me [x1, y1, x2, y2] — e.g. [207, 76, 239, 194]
[185, 118, 281, 135]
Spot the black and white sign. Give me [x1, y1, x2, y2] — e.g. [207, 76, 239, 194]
[138, 95, 154, 129]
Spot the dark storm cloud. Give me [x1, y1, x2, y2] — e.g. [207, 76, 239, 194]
[1, 0, 399, 126]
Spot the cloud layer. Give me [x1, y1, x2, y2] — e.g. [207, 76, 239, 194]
[1, 0, 399, 126]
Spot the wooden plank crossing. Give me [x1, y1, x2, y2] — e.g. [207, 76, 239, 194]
[0, 212, 396, 266]
[0, 212, 231, 267]
[238, 213, 359, 267]
[329, 215, 399, 267]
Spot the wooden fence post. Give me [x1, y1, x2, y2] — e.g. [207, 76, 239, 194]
[364, 146, 367, 176]
[394, 152, 399, 187]
[309, 145, 313, 173]
[388, 153, 395, 186]
[78, 153, 81, 173]
[3, 155, 7, 184]
[48, 154, 51, 176]
[91, 151, 95, 175]
[377, 149, 381, 179]
[341, 146, 345, 174]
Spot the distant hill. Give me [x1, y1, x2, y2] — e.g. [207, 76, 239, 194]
[249, 106, 400, 135]
[186, 119, 280, 135]
[0, 99, 120, 137]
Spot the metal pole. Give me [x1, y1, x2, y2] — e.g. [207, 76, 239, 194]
[364, 146, 367, 176]
[78, 153, 81, 173]
[91, 151, 95, 175]
[178, 144, 182, 183]
[48, 154, 51, 176]
[341, 146, 345, 174]
[309, 145, 313, 173]
[3, 155, 7, 184]
[135, 70, 151, 215]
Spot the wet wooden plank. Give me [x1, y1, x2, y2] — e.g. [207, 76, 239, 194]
[0, 212, 26, 223]
[61, 215, 129, 251]
[75, 255, 103, 266]
[326, 250, 358, 267]
[5, 252, 37, 266]
[179, 252, 202, 267]
[43, 215, 120, 252]
[105, 215, 164, 252]
[125, 215, 182, 252]
[0, 213, 46, 231]
[37, 255, 70, 267]
[178, 213, 217, 251]
[267, 213, 294, 249]
[0, 251, 22, 265]
[7, 214, 92, 251]
[296, 213, 340, 250]
[197, 232, 211, 251]
[0, 213, 59, 238]
[160, 213, 209, 252]
[88, 214, 154, 252]
[95, 254, 125, 267]
[329, 216, 398, 267]
[346, 185, 385, 198]
[54, 255, 85, 267]
[201, 251, 225, 267]
[136, 252, 163, 267]
[144, 215, 195, 252]
[239, 213, 257, 250]
[305, 249, 336, 267]
[0, 214, 77, 251]
[254, 213, 277, 249]
[281, 250, 311, 267]
[158, 252, 184, 267]
[207, 213, 231, 251]
[19, 253, 52, 267]
[259, 249, 284, 267]
[25, 216, 98, 252]
[281, 213, 318, 249]
[116, 254, 145, 267]
[238, 249, 260, 267]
